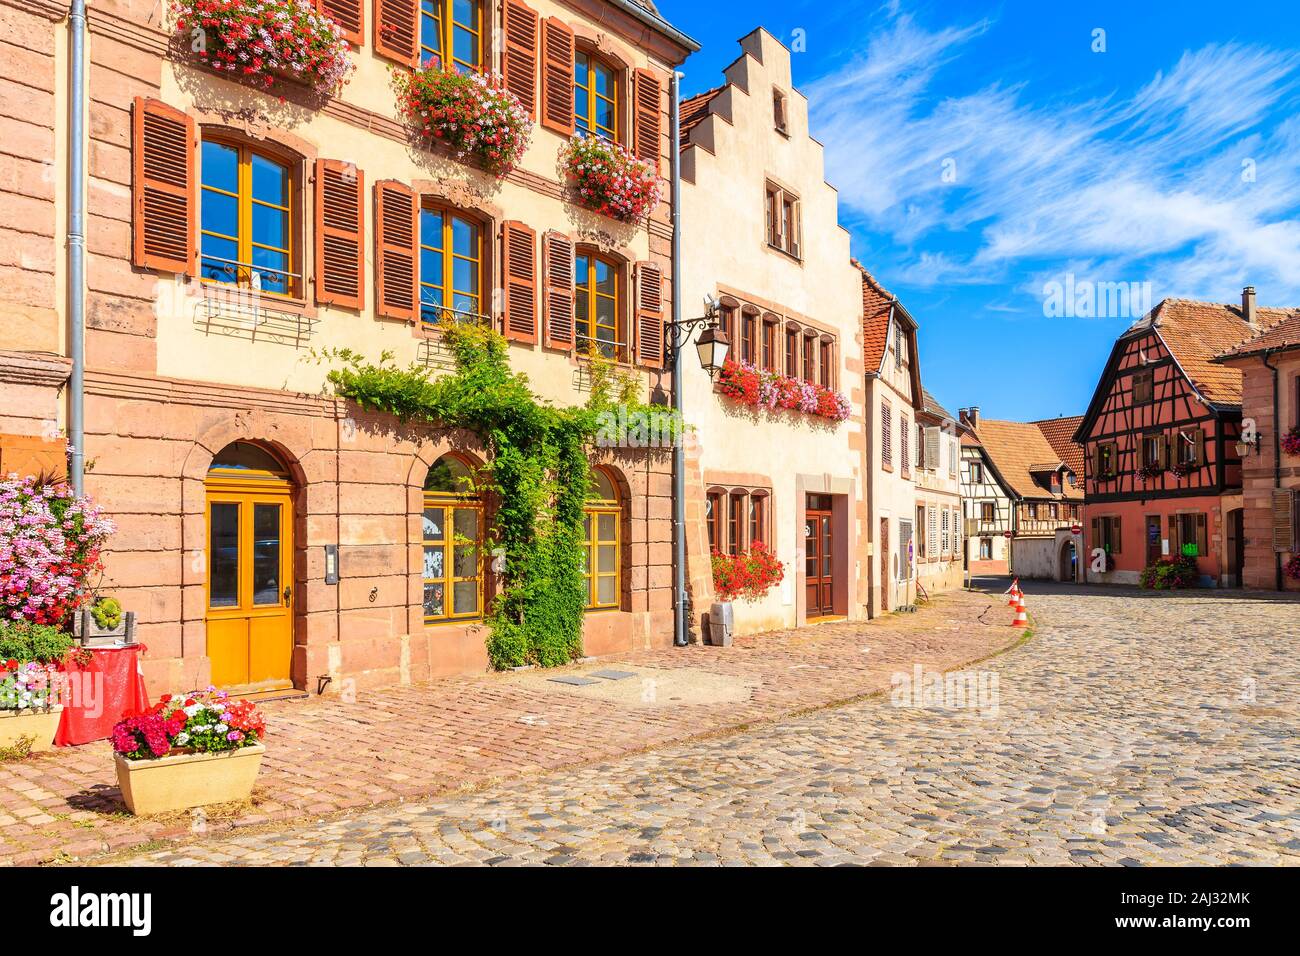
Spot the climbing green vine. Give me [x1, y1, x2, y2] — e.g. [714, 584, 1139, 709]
[317, 322, 677, 669]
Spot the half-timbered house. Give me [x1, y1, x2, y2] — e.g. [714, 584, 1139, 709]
[958, 422, 1015, 575]
[1073, 290, 1294, 586]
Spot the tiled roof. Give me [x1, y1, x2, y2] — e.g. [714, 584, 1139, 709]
[970, 419, 1084, 501]
[1032, 414, 1086, 480]
[855, 262, 894, 374]
[679, 86, 723, 149]
[921, 387, 957, 424]
[1142, 298, 1296, 406]
[1212, 311, 1300, 360]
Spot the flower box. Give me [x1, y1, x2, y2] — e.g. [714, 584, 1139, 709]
[72, 609, 137, 648]
[0, 706, 63, 753]
[114, 743, 265, 815]
[393, 66, 532, 176]
[561, 135, 661, 223]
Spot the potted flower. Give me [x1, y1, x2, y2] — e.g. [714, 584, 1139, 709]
[1285, 554, 1300, 582]
[73, 596, 137, 647]
[1282, 426, 1300, 458]
[112, 689, 267, 815]
[392, 64, 532, 175]
[561, 135, 661, 223]
[169, 0, 354, 97]
[0, 659, 63, 754]
[715, 360, 852, 423]
[1135, 462, 1163, 482]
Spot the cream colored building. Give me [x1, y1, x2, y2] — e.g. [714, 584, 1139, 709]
[914, 389, 965, 596]
[678, 28, 867, 633]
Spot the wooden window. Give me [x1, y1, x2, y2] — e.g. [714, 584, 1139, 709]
[970, 460, 983, 483]
[575, 250, 623, 361]
[375, 0, 419, 66]
[773, 88, 788, 133]
[881, 401, 892, 466]
[785, 327, 799, 377]
[314, 159, 364, 309]
[634, 262, 664, 368]
[801, 334, 815, 381]
[1175, 428, 1203, 467]
[418, 0, 483, 71]
[924, 426, 940, 472]
[819, 340, 832, 388]
[764, 181, 800, 257]
[762, 318, 778, 372]
[1049, 503, 1059, 519]
[1140, 433, 1166, 469]
[542, 230, 575, 348]
[900, 414, 910, 475]
[749, 494, 767, 546]
[200, 138, 298, 297]
[728, 493, 745, 556]
[1093, 516, 1122, 555]
[132, 98, 196, 274]
[500, 0, 538, 116]
[632, 69, 662, 175]
[540, 17, 575, 135]
[316, 0, 364, 46]
[941, 508, 950, 554]
[916, 422, 926, 469]
[1132, 368, 1154, 403]
[419, 203, 482, 325]
[423, 454, 483, 622]
[705, 491, 723, 553]
[375, 180, 418, 321]
[740, 311, 755, 365]
[1096, 442, 1117, 479]
[1169, 512, 1208, 558]
[501, 220, 537, 343]
[583, 468, 620, 610]
[716, 303, 734, 343]
[1273, 489, 1297, 553]
[980, 501, 994, 522]
[575, 51, 618, 142]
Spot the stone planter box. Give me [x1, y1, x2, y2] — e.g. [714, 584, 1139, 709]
[114, 743, 265, 815]
[73, 609, 136, 647]
[0, 706, 63, 752]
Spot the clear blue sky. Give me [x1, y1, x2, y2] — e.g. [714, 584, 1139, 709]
[657, 0, 1300, 421]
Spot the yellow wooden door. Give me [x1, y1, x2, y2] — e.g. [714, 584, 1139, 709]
[205, 478, 294, 692]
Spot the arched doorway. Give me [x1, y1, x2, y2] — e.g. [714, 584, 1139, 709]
[1058, 538, 1077, 583]
[205, 441, 295, 691]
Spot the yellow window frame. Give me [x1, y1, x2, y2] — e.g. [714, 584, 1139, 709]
[575, 251, 622, 362]
[575, 51, 619, 142]
[419, 202, 483, 325]
[199, 138, 297, 298]
[419, 0, 482, 72]
[583, 501, 620, 610]
[422, 493, 483, 623]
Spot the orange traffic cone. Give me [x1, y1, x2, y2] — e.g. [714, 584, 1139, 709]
[1007, 582, 1021, 607]
[1011, 602, 1028, 627]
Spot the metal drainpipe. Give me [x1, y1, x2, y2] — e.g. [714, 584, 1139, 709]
[670, 70, 688, 647]
[1263, 350, 1283, 590]
[67, 0, 87, 496]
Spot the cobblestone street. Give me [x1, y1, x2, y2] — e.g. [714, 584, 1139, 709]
[105, 583, 1300, 866]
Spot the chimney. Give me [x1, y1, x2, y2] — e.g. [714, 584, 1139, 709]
[1242, 286, 1257, 327]
[966, 406, 980, 429]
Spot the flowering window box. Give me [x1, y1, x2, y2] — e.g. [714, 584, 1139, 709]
[1, 659, 64, 753]
[1282, 426, 1300, 457]
[561, 135, 661, 223]
[170, 0, 354, 97]
[715, 360, 851, 423]
[393, 66, 532, 176]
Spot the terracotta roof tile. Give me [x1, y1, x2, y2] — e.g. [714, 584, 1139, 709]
[1213, 311, 1300, 360]
[679, 86, 723, 149]
[970, 419, 1084, 501]
[1146, 298, 1296, 406]
[921, 387, 957, 424]
[856, 263, 894, 374]
[1031, 415, 1086, 480]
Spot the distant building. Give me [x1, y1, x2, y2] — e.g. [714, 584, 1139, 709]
[914, 389, 965, 597]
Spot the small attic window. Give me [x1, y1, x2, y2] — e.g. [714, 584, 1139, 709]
[773, 88, 788, 134]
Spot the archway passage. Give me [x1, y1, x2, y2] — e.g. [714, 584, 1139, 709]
[1059, 539, 1077, 583]
[205, 441, 295, 692]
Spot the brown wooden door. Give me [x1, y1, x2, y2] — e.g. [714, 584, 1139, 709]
[879, 517, 890, 612]
[1146, 515, 1162, 565]
[805, 505, 835, 617]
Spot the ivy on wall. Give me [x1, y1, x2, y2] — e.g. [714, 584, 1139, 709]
[319, 323, 674, 669]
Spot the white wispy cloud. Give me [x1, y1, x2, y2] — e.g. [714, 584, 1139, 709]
[807, 8, 1300, 306]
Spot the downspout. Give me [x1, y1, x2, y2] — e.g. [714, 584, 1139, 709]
[1263, 350, 1283, 591]
[670, 70, 688, 647]
[67, 0, 87, 495]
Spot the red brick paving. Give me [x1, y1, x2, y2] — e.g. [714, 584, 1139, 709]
[0, 589, 1019, 865]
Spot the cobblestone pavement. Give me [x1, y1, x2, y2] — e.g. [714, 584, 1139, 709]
[105, 583, 1300, 866]
[6, 588, 1014, 865]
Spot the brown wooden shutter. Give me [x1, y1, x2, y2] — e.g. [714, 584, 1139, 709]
[540, 17, 575, 136]
[1192, 428, 1205, 466]
[314, 159, 365, 309]
[374, 0, 417, 66]
[632, 68, 662, 175]
[634, 261, 665, 368]
[501, 221, 537, 343]
[1090, 517, 1100, 553]
[1112, 516, 1121, 554]
[1273, 489, 1296, 552]
[502, 0, 538, 118]
[131, 97, 195, 273]
[1195, 513, 1208, 557]
[374, 180, 417, 322]
[316, 0, 364, 46]
[542, 231, 575, 348]
[1155, 433, 1168, 468]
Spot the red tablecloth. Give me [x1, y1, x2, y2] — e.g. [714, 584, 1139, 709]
[54, 644, 151, 747]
